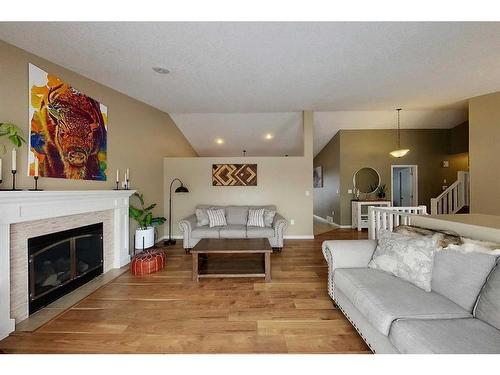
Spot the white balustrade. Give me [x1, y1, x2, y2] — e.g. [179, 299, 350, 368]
[368, 206, 428, 240]
[431, 171, 469, 215]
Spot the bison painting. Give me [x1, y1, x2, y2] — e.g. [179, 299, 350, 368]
[29, 64, 107, 181]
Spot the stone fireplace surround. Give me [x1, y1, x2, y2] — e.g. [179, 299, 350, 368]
[0, 190, 134, 340]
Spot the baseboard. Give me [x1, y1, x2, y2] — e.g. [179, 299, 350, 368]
[284, 235, 315, 240]
[334, 223, 352, 229]
[314, 214, 334, 224]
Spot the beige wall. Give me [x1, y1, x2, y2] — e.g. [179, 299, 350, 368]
[164, 112, 314, 237]
[313, 132, 340, 222]
[469, 91, 500, 215]
[0, 40, 197, 237]
[314, 128, 469, 226]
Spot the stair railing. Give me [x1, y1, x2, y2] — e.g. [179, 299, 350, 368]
[430, 171, 469, 215]
[368, 206, 428, 240]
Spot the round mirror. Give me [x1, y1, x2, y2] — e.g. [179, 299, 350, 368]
[353, 167, 380, 194]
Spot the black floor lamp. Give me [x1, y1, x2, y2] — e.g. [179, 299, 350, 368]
[165, 178, 189, 246]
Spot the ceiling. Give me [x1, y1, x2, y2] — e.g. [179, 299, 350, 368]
[0, 22, 494, 156]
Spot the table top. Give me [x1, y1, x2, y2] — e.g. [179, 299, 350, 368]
[191, 238, 272, 253]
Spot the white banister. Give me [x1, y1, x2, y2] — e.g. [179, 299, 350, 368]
[368, 206, 428, 240]
[431, 171, 469, 215]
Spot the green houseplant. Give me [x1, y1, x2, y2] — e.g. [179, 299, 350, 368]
[129, 192, 166, 250]
[0, 122, 26, 154]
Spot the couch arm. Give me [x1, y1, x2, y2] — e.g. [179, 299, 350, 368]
[322, 240, 377, 300]
[178, 214, 198, 249]
[270, 213, 288, 248]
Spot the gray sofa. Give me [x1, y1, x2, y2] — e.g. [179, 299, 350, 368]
[322, 237, 500, 354]
[179, 205, 288, 251]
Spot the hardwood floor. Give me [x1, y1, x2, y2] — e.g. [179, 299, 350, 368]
[0, 229, 370, 354]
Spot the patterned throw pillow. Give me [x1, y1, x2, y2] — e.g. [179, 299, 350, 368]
[368, 229, 438, 292]
[195, 208, 209, 227]
[263, 209, 276, 227]
[207, 208, 227, 228]
[247, 208, 265, 227]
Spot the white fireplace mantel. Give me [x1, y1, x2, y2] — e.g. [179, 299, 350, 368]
[0, 190, 135, 340]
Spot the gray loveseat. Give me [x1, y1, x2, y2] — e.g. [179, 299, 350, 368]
[179, 205, 288, 251]
[322, 230, 500, 354]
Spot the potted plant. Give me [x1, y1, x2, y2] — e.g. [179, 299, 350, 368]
[129, 193, 166, 250]
[377, 184, 387, 199]
[0, 122, 26, 153]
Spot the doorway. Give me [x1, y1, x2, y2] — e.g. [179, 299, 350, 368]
[391, 165, 418, 207]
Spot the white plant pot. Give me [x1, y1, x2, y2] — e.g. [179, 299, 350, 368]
[135, 227, 155, 250]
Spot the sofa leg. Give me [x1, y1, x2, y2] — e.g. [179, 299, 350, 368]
[272, 247, 283, 253]
[184, 248, 191, 253]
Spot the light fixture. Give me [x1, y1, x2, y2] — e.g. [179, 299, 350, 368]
[390, 108, 410, 158]
[215, 138, 224, 144]
[152, 66, 170, 74]
[265, 133, 273, 140]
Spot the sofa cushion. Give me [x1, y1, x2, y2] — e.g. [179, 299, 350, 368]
[334, 268, 471, 336]
[195, 208, 209, 227]
[432, 249, 498, 311]
[368, 229, 437, 291]
[247, 226, 274, 238]
[226, 206, 249, 225]
[389, 318, 500, 354]
[475, 261, 500, 331]
[191, 226, 221, 239]
[219, 224, 247, 238]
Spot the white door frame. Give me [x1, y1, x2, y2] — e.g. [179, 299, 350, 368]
[391, 165, 418, 206]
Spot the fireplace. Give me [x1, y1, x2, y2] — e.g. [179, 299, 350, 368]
[28, 223, 104, 314]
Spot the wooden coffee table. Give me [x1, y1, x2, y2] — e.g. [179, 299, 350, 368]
[191, 238, 272, 282]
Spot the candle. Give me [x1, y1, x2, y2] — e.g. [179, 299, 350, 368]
[34, 157, 39, 177]
[116, 169, 120, 183]
[0, 158, 3, 181]
[11, 149, 16, 171]
[126, 168, 130, 181]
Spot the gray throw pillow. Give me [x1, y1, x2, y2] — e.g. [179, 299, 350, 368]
[195, 208, 209, 227]
[369, 229, 437, 292]
[263, 209, 276, 227]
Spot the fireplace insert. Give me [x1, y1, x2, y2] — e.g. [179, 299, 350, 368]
[28, 223, 103, 314]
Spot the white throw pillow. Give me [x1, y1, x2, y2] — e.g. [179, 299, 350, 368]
[263, 209, 276, 227]
[207, 208, 227, 228]
[195, 208, 209, 227]
[368, 229, 437, 292]
[247, 208, 265, 227]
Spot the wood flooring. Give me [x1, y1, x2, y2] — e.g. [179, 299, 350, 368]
[0, 228, 370, 354]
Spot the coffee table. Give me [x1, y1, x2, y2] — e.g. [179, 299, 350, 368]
[191, 238, 272, 282]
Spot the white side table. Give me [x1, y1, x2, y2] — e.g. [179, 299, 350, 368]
[352, 200, 392, 231]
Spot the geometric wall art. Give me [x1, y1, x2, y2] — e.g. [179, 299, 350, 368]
[212, 164, 257, 186]
[28, 63, 108, 180]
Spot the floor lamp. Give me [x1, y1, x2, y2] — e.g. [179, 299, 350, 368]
[165, 178, 189, 246]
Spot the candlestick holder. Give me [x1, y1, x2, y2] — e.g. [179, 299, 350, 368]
[113, 181, 120, 190]
[125, 179, 130, 190]
[0, 178, 7, 191]
[11, 170, 22, 191]
[29, 176, 43, 191]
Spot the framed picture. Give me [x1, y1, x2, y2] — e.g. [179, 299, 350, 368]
[212, 164, 257, 186]
[313, 166, 323, 188]
[28, 63, 108, 180]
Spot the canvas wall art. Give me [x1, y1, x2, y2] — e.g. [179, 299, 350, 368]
[212, 164, 257, 186]
[28, 64, 108, 180]
[313, 165, 323, 188]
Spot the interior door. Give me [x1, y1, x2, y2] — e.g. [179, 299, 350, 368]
[399, 168, 413, 206]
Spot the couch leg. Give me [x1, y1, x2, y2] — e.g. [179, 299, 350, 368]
[184, 248, 191, 254]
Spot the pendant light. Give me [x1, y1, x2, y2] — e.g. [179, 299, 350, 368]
[390, 108, 410, 158]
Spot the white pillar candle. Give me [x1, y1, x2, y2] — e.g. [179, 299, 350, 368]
[116, 169, 119, 183]
[126, 168, 130, 181]
[0, 158, 3, 180]
[34, 157, 39, 177]
[11, 149, 16, 171]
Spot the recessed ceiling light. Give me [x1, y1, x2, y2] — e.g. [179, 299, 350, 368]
[265, 133, 273, 140]
[215, 138, 224, 144]
[152, 67, 170, 74]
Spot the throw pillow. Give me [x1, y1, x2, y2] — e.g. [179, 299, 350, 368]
[263, 209, 276, 227]
[247, 208, 265, 227]
[195, 208, 209, 227]
[393, 225, 462, 248]
[368, 229, 437, 292]
[207, 208, 227, 228]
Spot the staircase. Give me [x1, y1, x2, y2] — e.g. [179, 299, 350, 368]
[430, 171, 469, 215]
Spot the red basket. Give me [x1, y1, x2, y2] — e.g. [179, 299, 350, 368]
[131, 249, 166, 276]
